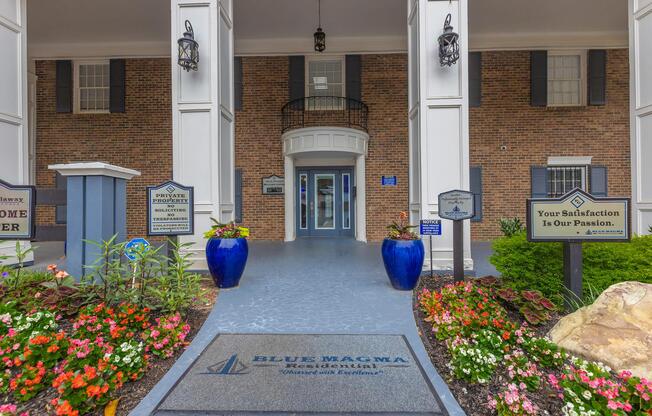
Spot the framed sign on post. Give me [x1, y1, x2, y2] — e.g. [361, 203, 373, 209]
[527, 188, 630, 305]
[0, 179, 36, 240]
[438, 190, 474, 282]
[147, 181, 194, 236]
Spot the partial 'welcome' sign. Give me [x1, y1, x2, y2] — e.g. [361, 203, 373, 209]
[0, 180, 35, 240]
[527, 189, 630, 242]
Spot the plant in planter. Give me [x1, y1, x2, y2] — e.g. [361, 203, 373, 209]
[381, 212, 425, 290]
[204, 219, 250, 288]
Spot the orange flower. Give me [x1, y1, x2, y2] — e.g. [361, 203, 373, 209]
[47, 264, 57, 271]
[86, 384, 102, 398]
[55, 400, 79, 416]
[47, 344, 60, 353]
[71, 374, 86, 389]
[399, 211, 408, 220]
[30, 335, 51, 345]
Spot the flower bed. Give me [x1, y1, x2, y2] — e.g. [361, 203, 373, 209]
[415, 277, 652, 416]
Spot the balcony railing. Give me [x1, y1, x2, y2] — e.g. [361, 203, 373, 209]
[281, 96, 369, 133]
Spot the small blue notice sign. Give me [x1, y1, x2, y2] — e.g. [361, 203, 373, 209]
[124, 238, 151, 261]
[420, 220, 442, 236]
[381, 176, 397, 186]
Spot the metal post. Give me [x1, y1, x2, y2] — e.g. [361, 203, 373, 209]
[429, 235, 433, 278]
[453, 220, 464, 282]
[563, 242, 583, 307]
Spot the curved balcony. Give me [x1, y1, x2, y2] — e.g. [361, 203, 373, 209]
[281, 96, 369, 134]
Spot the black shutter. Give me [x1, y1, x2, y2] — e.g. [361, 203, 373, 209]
[234, 57, 243, 111]
[470, 166, 483, 221]
[345, 55, 362, 102]
[590, 166, 608, 197]
[530, 51, 548, 107]
[469, 52, 482, 107]
[531, 166, 549, 198]
[235, 168, 243, 223]
[588, 50, 607, 106]
[55, 173, 67, 224]
[289, 56, 305, 110]
[55, 60, 73, 113]
[109, 59, 126, 113]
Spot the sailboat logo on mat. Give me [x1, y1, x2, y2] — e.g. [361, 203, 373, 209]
[206, 354, 250, 375]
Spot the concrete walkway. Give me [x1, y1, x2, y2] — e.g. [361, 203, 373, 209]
[130, 239, 466, 415]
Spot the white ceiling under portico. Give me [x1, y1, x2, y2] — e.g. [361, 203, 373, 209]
[26, 0, 628, 59]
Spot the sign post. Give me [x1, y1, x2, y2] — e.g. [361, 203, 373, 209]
[438, 190, 475, 282]
[527, 188, 630, 305]
[420, 220, 442, 278]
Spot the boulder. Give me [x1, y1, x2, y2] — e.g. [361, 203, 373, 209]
[549, 281, 652, 379]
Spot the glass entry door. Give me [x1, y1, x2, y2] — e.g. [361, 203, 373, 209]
[297, 168, 354, 237]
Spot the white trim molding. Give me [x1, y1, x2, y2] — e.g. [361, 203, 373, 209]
[49, 162, 141, 180]
[547, 156, 593, 166]
[282, 126, 368, 157]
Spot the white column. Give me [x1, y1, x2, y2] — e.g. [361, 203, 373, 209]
[284, 156, 296, 242]
[0, 0, 32, 265]
[629, 0, 652, 235]
[408, 0, 472, 270]
[355, 155, 367, 242]
[171, 0, 234, 268]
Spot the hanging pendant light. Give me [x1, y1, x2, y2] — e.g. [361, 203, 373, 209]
[314, 0, 326, 53]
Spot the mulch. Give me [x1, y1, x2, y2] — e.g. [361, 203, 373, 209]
[1, 278, 218, 416]
[413, 275, 565, 416]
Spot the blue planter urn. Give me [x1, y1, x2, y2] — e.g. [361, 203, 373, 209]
[206, 238, 248, 288]
[381, 238, 425, 290]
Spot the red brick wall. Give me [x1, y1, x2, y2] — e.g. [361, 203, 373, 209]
[234, 54, 409, 241]
[362, 54, 409, 241]
[469, 49, 631, 240]
[35, 59, 172, 240]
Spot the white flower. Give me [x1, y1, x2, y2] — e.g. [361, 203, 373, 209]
[582, 390, 591, 400]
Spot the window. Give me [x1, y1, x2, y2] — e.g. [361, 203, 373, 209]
[306, 56, 345, 99]
[547, 51, 586, 107]
[547, 166, 587, 198]
[74, 61, 110, 113]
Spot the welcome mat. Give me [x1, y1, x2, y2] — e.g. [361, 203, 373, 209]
[154, 334, 443, 415]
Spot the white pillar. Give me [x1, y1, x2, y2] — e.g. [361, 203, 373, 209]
[0, 0, 32, 265]
[284, 156, 296, 242]
[171, 0, 234, 268]
[408, 0, 472, 270]
[355, 155, 367, 242]
[629, 0, 652, 235]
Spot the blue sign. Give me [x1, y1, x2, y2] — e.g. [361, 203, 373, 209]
[381, 176, 397, 186]
[420, 220, 442, 236]
[124, 238, 151, 261]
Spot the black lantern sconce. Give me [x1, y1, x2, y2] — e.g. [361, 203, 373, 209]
[178, 20, 199, 72]
[314, 0, 326, 52]
[437, 13, 459, 67]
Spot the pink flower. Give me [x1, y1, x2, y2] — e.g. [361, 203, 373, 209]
[607, 400, 618, 410]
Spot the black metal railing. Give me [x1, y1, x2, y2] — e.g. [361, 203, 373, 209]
[281, 96, 369, 133]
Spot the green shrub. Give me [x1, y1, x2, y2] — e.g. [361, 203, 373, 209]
[490, 233, 652, 306]
[499, 218, 524, 237]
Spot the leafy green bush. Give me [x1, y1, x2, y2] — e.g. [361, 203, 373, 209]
[499, 217, 524, 237]
[490, 233, 652, 306]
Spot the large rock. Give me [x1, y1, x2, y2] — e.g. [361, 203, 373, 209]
[549, 281, 652, 379]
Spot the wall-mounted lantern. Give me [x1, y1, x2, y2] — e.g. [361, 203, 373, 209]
[178, 20, 199, 72]
[437, 13, 459, 67]
[314, 0, 326, 52]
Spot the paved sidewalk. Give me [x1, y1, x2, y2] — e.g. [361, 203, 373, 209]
[130, 239, 466, 415]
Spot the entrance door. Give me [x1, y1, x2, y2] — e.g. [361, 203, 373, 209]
[296, 168, 354, 237]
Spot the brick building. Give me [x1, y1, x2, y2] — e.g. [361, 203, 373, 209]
[2, 0, 649, 270]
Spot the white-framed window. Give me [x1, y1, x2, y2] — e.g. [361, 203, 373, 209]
[74, 60, 110, 113]
[305, 56, 345, 110]
[547, 50, 586, 107]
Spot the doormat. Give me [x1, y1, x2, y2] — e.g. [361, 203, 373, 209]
[154, 334, 443, 415]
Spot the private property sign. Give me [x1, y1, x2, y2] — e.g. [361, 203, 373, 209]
[147, 181, 194, 236]
[527, 189, 630, 242]
[0, 180, 35, 240]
